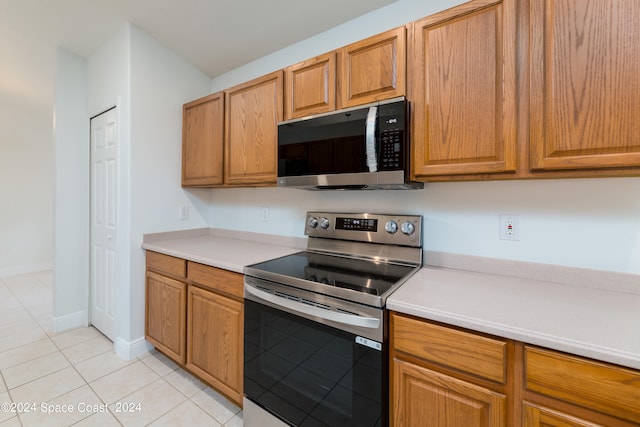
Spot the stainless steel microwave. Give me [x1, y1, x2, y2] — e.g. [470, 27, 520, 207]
[277, 97, 423, 190]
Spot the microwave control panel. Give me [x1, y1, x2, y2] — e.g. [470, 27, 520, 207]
[378, 103, 406, 171]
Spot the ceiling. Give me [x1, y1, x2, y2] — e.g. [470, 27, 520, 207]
[0, 0, 398, 116]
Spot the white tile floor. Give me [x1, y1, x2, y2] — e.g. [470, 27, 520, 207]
[0, 271, 243, 426]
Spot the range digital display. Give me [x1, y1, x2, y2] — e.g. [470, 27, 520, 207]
[335, 217, 378, 232]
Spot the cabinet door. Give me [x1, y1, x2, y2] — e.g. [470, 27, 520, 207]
[145, 271, 187, 364]
[523, 403, 604, 427]
[182, 92, 225, 186]
[410, 0, 517, 177]
[529, 0, 640, 170]
[337, 27, 406, 108]
[186, 285, 243, 406]
[224, 70, 283, 185]
[392, 357, 506, 427]
[284, 52, 336, 120]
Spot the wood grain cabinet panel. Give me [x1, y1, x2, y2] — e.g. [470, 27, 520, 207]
[188, 261, 244, 299]
[182, 92, 224, 186]
[393, 312, 507, 384]
[529, 0, 640, 171]
[337, 26, 406, 108]
[187, 284, 243, 406]
[145, 271, 187, 364]
[145, 254, 245, 407]
[523, 403, 606, 427]
[393, 357, 506, 427]
[145, 251, 186, 278]
[224, 70, 283, 186]
[284, 52, 336, 119]
[390, 312, 510, 427]
[391, 313, 640, 427]
[524, 346, 640, 425]
[409, 0, 517, 177]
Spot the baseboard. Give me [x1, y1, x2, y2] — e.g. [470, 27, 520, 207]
[115, 336, 154, 361]
[0, 262, 53, 278]
[53, 310, 87, 333]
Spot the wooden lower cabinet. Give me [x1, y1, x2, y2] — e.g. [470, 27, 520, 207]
[145, 252, 244, 408]
[186, 284, 243, 406]
[523, 346, 640, 427]
[390, 312, 640, 427]
[145, 252, 188, 365]
[145, 271, 187, 365]
[390, 312, 510, 426]
[523, 403, 604, 427]
[393, 357, 506, 426]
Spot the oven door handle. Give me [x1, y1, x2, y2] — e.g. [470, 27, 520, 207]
[245, 285, 381, 329]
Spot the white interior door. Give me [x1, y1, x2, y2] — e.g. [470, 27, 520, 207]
[90, 108, 117, 341]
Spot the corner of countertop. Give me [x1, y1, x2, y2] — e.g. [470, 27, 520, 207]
[142, 227, 210, 244]
[141, 227, 307, 251]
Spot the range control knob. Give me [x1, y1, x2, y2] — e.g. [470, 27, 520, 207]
[401, 221, 416, 236]
[320, 217, 330, 229]
[308, 216, 319, 228]
[384, 220, 398, 234]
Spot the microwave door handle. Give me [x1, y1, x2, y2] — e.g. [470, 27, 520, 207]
[365, 106, 378, 172]
[245, 283, 381, 329]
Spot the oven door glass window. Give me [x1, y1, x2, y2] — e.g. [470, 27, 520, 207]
[244, 300, 385, 427]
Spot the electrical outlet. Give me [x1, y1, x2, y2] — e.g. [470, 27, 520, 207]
[261, 206, 270, 222]
[499, 214, 519, 241]
[179, 205, 189, 220]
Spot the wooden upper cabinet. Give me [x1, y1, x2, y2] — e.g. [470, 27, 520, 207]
[337, 26, 406, 108]
[410, 0, 517, 177]
[224, 70, 283, 186]
[182, 92, 224, 186]
[284, 52, 336, 120]
[529, 0, 640, 171]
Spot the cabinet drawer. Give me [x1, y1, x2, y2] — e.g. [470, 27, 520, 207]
[392, 313, 507, 383]
[187, 262, 243, 300]
[524, 346, 640, 424]
[146, 251, 186, 278]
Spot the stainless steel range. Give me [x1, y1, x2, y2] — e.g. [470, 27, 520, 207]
[243, 212, 422, 427]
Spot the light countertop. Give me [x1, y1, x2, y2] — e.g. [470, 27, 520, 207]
[387, 266, 640, 370]
[142, 229, 640, 370]
[141, 228, 304, 273]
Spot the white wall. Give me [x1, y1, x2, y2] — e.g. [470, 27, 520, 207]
[53, 48, 87, 326]
[0, 98, 53, 276]
[55, 23, 211, 355]
[207, 0, 640, 276]
[208, 179, 640, 275]
[86, 24, 133, 349]
[211, 0, 466, 91]
[128, 25, 211, 344]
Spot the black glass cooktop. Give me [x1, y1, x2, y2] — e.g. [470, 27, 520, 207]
[245, 251, 418, 303]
